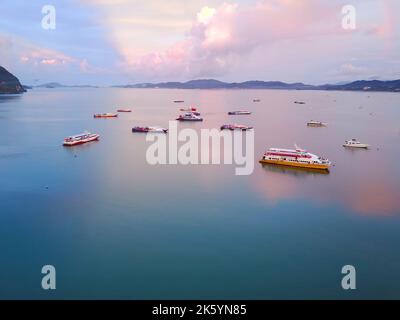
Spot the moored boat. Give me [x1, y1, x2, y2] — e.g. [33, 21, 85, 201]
[132, 126, 168, 133]
[180, 107, 197, 112]
[307, 120, 327, 127]
[343, 139, 370, 149]
[220, 124, 253, 131]
[228, 111, 252, 115]
[176, 113, 203, 121]
[259, 146, 331, 170]
[63, 132, 99, 146]
[94, 113, 118, 118]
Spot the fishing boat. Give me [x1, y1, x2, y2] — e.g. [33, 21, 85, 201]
[228, 111, 252, 115]
[117, 109, 132, 112]
[220, 124, 253, 131]
[132, 126, 168, 133]
[176, 113, 203, 121]
[259, 145, 331, 170]
[307, 120, 327, 127]
[94, 113, 118, 118]
[343, 139, 370, 149]
[63, 132, 99, 146]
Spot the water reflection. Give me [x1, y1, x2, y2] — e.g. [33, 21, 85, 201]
[260, 163, 330, 176]
[0, 94, 23, 104]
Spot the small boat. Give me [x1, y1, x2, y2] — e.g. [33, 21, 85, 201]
[174, 100, 185, 103]
[294, 101, 306, 104]
[307, 120, 327, 127]
[180, 107, 197, 112]
[94, 113, 118, 118]
[220, 124, 253, 131]
[253, 98, 261, 102]
[117, 109, 132, 113]
[176, 113, 203, 121]
[228, 111, 252, 115]
[343, 139, 370, 149]
[259, 145, 331, 171]
[132, 126, 168, 133]
[63, 132, 99, 146]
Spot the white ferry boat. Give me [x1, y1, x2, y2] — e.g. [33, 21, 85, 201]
[260, 146, 331, 170]
[343, 139, 370, 149]
[63, 132, 99, 146]
[176, 113, 203, 121]
[132, 126, 168, 133]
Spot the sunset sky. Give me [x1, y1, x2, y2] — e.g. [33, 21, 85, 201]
[0, 0, 399, 85]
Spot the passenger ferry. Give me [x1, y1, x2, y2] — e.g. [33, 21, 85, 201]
[176, 113, 203, 121]
[259, 146, 331, 170]
[228, 111, 252, 115]
[220, 124, 253, 131]
[343, 139, 370, 149]
[94, 113, 118, 118]
[63, 132, 99, 146]
[132, 126, 168, 133]
[307, 120, 327, 127]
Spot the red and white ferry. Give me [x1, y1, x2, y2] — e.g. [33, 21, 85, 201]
[63, 132, 99, 146]
[260, 145, 331, 170]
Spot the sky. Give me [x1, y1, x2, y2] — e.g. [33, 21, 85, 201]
[0, 0, 399, 85]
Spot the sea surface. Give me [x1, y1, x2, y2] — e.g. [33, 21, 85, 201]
[1, 88, 400, 299]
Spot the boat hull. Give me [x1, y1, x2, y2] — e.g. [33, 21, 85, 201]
[259, 159, 330, 170]
[176, 118, 203, 121]
[228, 111, 251, 115]
[343, 145, 369, 149]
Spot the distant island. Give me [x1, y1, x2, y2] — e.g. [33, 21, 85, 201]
[2, 64, 400, 94]
[0, 66, 26, 94]
[115, 79, 400, 92]
[34, 82, 99, 89]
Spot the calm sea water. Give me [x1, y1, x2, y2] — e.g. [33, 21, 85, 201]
[1, 88, 400, 299]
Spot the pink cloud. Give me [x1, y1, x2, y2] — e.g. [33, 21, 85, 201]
[122, 0, 343, 80]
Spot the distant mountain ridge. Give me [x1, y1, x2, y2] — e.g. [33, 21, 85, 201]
[0, 66, 26, 94]
[34, 82, 98, 88]
[115, 79, 400, 92]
